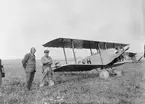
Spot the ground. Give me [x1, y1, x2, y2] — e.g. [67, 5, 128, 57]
[0, 59, 145, 104]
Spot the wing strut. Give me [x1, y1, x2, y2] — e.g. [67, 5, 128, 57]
[104, 43, 107, 49]
[113, 43, 115, 48]
[89, 41, 93, 55]
[96, 42, 104, 65]
[71, 39, 77, 64]
[61, 39, 68, 64]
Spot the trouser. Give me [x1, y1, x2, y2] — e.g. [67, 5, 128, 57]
[26, 71, 35, 90]
[40, 67, 53, 86]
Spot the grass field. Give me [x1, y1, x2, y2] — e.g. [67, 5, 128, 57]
[0, 59, 145, 104]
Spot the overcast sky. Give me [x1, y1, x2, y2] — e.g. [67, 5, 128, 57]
[0, 0, 144, 59]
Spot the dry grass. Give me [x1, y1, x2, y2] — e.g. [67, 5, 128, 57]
[0, 60, 145, 104]
[0, 69, 144, 104]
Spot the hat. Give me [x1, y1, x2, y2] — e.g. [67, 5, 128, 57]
[44, 50, 49, 53]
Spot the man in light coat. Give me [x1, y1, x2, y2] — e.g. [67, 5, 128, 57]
[40, 50, 54, 87]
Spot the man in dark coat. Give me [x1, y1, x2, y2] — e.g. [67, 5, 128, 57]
[22, 47, 36, 90]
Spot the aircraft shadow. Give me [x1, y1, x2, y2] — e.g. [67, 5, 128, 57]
[54, 72, 99, 84]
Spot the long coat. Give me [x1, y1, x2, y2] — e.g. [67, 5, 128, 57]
[22, 53, 36, 72]
[41, 56, 53, 71]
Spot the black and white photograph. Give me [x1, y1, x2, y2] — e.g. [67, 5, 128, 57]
[0, 0, 145, 104]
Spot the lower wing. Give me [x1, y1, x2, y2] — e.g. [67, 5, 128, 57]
[53, 62, 127, 72]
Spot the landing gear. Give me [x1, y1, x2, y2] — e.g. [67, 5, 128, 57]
[99, 69, 109, 79]
[98, 66, 123, 79]
[107, 65, 123, 77]
[109, 69, 123, 77]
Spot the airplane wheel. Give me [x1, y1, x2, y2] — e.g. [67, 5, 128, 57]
[113, 69, 122, 77]
[99, 70, 109, 79]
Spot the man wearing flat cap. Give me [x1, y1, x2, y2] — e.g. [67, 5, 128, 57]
[40, 50, 54, 87]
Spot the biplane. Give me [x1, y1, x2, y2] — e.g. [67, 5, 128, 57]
[43, 38, 130, 77]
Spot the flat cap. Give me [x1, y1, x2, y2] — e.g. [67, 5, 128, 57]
[44, 50, 49, 53]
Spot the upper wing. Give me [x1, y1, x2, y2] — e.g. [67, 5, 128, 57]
[43, 38, 129, 49]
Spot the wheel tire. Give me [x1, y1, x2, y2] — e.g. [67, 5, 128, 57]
[99, 70, 109, 79]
